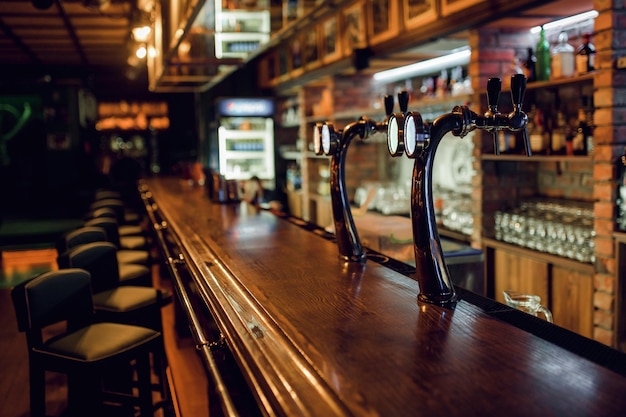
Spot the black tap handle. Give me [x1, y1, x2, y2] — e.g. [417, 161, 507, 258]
[510, 74, 526, 110]
[486, 78, 501, 112]
[493, 132, 500, 156]
[509, 74, 530, 155]
[522, 127, 532, 156]
[398, 91, 409, 113]
[384, 95, 395, 116]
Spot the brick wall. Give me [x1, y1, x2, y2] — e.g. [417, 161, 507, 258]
[470, 13, 625, 347]
[591, 0, 626, 347]
[331, 75, 393, 199]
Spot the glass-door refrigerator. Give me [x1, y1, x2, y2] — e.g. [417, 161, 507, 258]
[216, 97, 275, 189]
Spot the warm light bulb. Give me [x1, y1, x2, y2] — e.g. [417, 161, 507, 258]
[132, 25, 152, 42]
[136, 46, 147, 59]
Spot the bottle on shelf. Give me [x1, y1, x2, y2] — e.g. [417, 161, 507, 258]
[551, 31, 575, 79]
[616, 147, 626, 231]
[497, 129, 516, 154]
[524, 47, 537, 82]
[585, 106, 595, 155]
[565, 130, 574, 156]
[573, 102, 593, 155]
[576, 33, 596, 75]
[550, 110, 567, 155]
[535, 26, 551, 81]
[529, 106, 549, 154]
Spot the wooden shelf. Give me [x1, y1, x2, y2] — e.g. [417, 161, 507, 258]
[483, 237, 595, 274]
[525, 73, 595, 90]
[481, 154, 593, 162]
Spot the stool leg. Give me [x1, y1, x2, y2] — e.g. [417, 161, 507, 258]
[67, 373, 102, 417]
[136, 354, 154, 417]
[29, 365, 46, 417]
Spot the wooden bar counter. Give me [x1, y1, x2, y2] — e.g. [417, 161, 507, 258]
[143, 177, 626, 417]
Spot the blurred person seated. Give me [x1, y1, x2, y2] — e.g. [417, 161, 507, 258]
[240, 176, 283, 213]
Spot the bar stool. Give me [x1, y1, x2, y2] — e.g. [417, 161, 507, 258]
[58, 226, 150, 266]
[85, 217, 148, 251]
[57, 241, 155, 293]
[85, 206, 145, 237]
[90, 197, 143, 227]
[56, 242, 171, 407]
[11, 268, 162, 417]
[93, 189, 144, 225]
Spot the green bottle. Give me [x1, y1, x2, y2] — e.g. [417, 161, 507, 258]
[536, 26, 551, 81]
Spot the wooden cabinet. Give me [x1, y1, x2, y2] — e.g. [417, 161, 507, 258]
[552, 265, 594, 338]
[487, 240, 594, 337]
[493, 247, 549, 305]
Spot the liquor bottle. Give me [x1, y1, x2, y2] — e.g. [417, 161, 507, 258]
[573, 107, 591, 155]
[585, 107, 594, 155]
[536, 26, 551, 81]
[550, 111, 567, 155]
[616, 147, 626, 231]
[524, 47, 537, 82]
[529, 106, 548, 154]
[576, 33, 596, 75]
[497, 130, 516, 154]
[551, 31, 575, 79]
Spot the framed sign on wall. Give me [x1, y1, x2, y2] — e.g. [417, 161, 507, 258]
[342, 1, 367, 55]
[441, 0, 483, 16]
[367, 0, 399, 45]
[403, 0, 438, 30]
[321, 15, 341, 64]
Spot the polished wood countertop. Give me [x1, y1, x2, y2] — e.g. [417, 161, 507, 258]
[145, 177, 626, 417]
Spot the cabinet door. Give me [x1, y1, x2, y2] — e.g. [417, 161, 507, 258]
[494, 248, 549, 305]
[552, 266, 593, 338]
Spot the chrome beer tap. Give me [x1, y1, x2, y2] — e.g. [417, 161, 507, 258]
[387, 74, 529, 307]
[314, 94, 396, 262]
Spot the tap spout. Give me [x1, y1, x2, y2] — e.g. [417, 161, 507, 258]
[330, 120, 368, 263]
[409, 112, 462, 307]
[319, 95, 395, 263]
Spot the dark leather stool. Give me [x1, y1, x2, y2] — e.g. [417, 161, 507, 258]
[11, 269, 163, 417]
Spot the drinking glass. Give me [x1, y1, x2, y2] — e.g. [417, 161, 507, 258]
[503, 290, 553, 323]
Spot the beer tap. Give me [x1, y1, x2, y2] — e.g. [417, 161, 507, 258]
[481, 76, 531, 156]
[314, 94, 396, 262]
[387, 74, 529, 308]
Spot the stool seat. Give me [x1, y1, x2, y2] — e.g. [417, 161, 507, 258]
[116, 250, 150, 266]
[118, 263, 151, 287]
[119, 224, 144, 237]
[45, 322, 159, 361]
[93, 287, 161, 313]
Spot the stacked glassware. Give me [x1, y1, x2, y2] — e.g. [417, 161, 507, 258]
[494, 199, 595, 264]
[441, 198, 474, 236]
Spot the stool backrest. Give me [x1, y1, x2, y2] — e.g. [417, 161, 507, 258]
[11, 269, 93, 345]
[63, 242, 120, 294]
[63, 226, 108, 252]
[90, 198, 125, 223]
[84, 217, 121, 248]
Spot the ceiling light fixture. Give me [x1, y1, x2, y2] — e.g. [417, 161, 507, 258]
[530, 10, 598, 34]
[373, 47, 471, 83]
